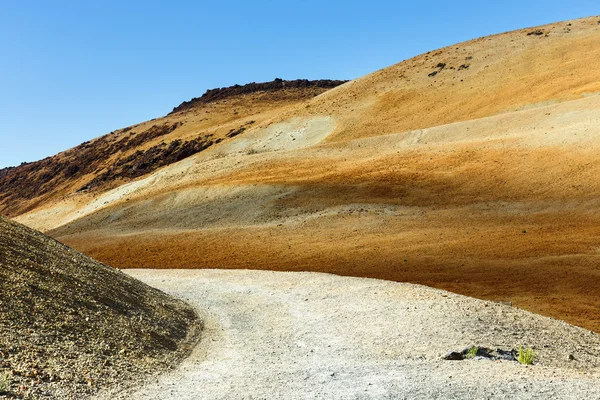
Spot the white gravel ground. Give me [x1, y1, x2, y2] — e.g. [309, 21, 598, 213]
[103, 269, 600, 399]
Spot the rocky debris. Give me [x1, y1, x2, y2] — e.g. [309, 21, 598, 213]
[169, 78, 348, 114]
[443, 351, 464, 360]
[429, 62, 449, 77]
[0, 217, 201, 399]
[527, 29, 545, 36]
[0, 122, 181, 216]
[443, 347, 516, 362]
[226, 121, 255, 138]
[82, 133, 215, 191]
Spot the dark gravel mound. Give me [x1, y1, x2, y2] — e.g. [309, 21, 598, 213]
[0, 217, 200, 399]
[170, 78, 348, 114]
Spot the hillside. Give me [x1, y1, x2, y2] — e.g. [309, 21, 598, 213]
[0, 216, 199, 398]
[305, 17, 600, 142]
[5, 16, 600, 334]
[0, 79, 346, 217]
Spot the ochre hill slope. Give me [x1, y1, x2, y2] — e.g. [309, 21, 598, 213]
[302, 16, 600, 142]
[0, 216, 199, 398]
[0, 79, 346, 217]
[7, 16, 600, 333]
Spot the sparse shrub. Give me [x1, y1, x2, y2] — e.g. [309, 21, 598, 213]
[0, 371, 11, 394]
[466, 346, 479, 359]
[517, 346, 535, 365]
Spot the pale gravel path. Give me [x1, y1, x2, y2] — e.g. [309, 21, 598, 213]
[107, 270, 600, 399]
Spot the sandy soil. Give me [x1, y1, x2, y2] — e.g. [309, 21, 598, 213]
[105, 269, 600, 399]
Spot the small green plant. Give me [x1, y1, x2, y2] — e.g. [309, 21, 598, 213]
[517, 346, 535, 365]
[466, 346, 479, 359]
[0, 370, 11, 394]
[522, 229, 527, 234]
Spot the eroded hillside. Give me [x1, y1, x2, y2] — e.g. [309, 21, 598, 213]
[0, 79, 346, 217]
[6, 17, 600, 334]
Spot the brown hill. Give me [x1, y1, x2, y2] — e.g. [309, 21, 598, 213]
[5, 16, 600, 334]
[0, 216, 199, 398]
[0, 79, 346, 217]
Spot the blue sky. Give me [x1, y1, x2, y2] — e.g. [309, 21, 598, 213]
[0, 1, 598, 168]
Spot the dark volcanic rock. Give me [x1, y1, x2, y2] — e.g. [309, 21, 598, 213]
[0, 122, 183, 216]
[169, 78, 348, 114]
[443, 351, 465, 360]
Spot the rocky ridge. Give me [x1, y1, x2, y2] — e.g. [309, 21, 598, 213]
[169, 78, 348, 114]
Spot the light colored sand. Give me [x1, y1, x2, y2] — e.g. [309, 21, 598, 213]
[102, 269, 600, 399]
[215, 116, 336, 155]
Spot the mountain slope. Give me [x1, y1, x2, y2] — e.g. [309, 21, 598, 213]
[0, 216, 199, 398]
[302, 16, 600, 142]
[0, 79, 346, 217]
[6, 16, 600, 333]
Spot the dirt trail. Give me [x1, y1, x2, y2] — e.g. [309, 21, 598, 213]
[108, 269, 600, 399]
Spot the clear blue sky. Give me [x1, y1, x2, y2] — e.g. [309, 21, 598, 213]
[0, 1, 597, 168]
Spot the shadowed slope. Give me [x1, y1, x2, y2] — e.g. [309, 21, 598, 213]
[0, 216, 199, 398]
